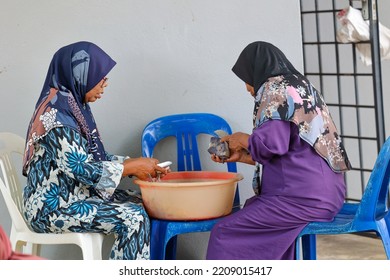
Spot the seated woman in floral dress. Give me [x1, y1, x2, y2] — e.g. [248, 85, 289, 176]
[22, 41, 168, 260]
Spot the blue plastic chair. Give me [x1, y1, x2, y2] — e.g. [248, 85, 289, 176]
[296, 136, 390, 259]
[141, 113, 240, 260]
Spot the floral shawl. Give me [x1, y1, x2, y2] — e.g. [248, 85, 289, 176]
[254, 74, 352, 172]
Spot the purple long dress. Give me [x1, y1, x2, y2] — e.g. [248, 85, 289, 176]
[206, 120, 346, 260]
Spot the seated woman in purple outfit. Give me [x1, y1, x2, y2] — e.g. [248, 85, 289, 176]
[206, 41, 352, 260]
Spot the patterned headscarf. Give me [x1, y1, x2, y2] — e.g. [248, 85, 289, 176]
[23, 41, 116, 175]
[232, 41, 351, 194]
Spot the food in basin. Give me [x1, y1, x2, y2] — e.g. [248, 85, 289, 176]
[134, 171, 243, 220]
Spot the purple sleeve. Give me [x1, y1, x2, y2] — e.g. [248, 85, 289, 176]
[248, 120, 292, 164]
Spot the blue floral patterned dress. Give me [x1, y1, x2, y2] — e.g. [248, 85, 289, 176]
[23, 126, 150, 260]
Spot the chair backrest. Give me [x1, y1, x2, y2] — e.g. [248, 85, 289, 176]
[357, 136, 390, 221]
[141, 113, 240, 206]
[0, 132, 30, 233]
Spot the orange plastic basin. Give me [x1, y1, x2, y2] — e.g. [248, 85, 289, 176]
[134, 171, 243, 221]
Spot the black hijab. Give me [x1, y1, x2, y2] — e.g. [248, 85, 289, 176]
[232, 41, 301, 93]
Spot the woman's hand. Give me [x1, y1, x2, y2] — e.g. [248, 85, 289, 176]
[210, 132, 255, 165]
[211, 149, 254, 165]
[220, 132, 250, 152]
[122, 157, 170, 181]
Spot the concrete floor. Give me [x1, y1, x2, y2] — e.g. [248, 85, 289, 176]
[316, 234, 387, 260]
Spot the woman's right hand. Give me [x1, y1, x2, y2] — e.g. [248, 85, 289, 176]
[210, 149, 254, 165]
[211, 131, 255, 165]
[220, 132, 250, 152]
[122, 157, 169, 181]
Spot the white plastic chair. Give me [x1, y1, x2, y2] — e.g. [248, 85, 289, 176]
[0, 132, 105, 260]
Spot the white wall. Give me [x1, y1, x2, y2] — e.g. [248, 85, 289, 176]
[0, 0, 303, 259]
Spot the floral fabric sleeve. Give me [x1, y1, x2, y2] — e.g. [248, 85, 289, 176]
[42, 127, 123, 200]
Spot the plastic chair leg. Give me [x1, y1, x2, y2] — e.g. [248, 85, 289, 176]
[78, 234, 104, 260]
[80, 245, 102, 260]
[301, 234, 317, 260]
[377, 216, 390, 259]
[33, 244, 41, 256]
[12, 239, 27, 253]
[165, 236, 178, 260]
[17, 241, 41, 256]
[150, 220, 169, 260]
